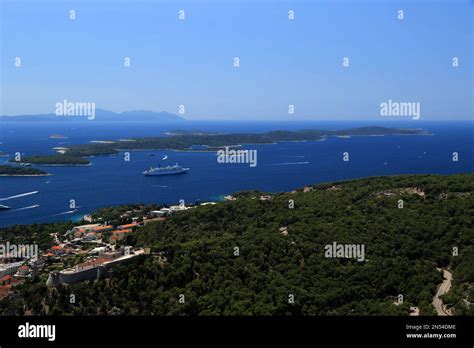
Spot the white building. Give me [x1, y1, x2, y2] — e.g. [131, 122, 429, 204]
[169, 205, 189, 213]
[0, 261, 24, 278]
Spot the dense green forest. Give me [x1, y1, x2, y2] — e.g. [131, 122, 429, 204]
[10, 155, 90, 165]
[0, 165, 48, 175]
[1, 173, 472, 316]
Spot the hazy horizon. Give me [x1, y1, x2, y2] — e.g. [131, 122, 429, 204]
[1, 109, 473, 122]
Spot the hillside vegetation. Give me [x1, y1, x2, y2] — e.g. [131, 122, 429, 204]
[0, 165, 48, 175]
[1, 174, 472, 316]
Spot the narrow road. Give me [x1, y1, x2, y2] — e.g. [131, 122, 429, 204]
[432, 268, 453, 316]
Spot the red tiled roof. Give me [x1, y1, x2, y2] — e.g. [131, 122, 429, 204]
[112, 229, 133, 234]
[0, 285, 11, 300]
[93, 225, 113, 231]
[118, 223, 137, 229]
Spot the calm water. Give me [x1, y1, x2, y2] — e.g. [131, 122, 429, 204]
[0, 120, 472, 227]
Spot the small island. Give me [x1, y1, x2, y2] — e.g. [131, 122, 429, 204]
[50, 134, 67, 139]
[0, 165, 49, 176]
[165, 130, 222, 136]
[10, 155, 90, 166]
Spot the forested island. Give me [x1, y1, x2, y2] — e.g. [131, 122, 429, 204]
[10, 155, 90, 166]
[9, 126, 428, 164]
[0, 165, 49, 176]
[0, 173, 472, 316]
[66, 126, 428, 156]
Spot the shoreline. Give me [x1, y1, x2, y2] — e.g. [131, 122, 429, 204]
[10, 162, 91, 167]
[0, 171, 472, 230]
[0, 173, 51, 177]
[35, 163, 91, 167]
[108, 133, 430, 154]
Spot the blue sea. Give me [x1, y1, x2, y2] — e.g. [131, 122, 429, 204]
[0, 120, 473, 227]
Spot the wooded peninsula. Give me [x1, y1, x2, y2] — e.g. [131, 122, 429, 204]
[10, 126, 428, 165]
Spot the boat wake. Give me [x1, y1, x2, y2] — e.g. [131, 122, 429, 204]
[268, 161, 310, 166]
[0, 190, 39, 201]
[11, 204, 40, 211]
[53, 209, 78, 216]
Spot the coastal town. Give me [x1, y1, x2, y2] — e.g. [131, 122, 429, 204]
[0, 190, 290, 301]
[0, 200, 219, 299]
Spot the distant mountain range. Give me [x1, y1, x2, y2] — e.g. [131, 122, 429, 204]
[0, 109, 185, 121]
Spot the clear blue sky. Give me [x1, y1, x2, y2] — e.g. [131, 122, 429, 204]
[1, 0, 472, 120]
